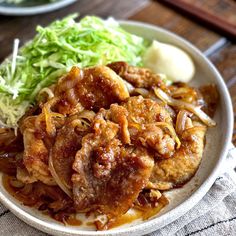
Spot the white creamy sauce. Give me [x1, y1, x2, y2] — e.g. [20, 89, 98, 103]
[143, 40, 195, 83]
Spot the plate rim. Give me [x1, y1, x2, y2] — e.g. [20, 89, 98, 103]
[0, 19, 233, 236]
[0, 0, 76, 15]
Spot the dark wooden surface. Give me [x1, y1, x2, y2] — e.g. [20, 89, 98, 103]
[0, 0, 235, 144]
[178, 0, 236, 26]
[130, 1, 222, 51]
[160, 0, 236, 39]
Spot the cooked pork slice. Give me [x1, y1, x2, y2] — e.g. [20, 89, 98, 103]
[123, 96, 173, 125]
[122, 96, 177, 158]
[149, 119, 207, 190]
[22, 117, 56, 186]
[55, 66, 129, 115]
[96, 97, 177, 158]
[101, 104, 131, 144]
[72, 110, 154, 218]
[50, 113, 92, 196]
[17, 164, 37, 184]
[107, 61, 166, 90]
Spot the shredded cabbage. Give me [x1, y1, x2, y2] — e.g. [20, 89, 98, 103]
[0, 14, 148, 128]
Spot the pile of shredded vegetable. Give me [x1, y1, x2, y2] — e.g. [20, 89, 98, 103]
[0, 14, 147, 128]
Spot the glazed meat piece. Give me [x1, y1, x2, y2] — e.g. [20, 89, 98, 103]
[122, 96, 173, 125]
[98, 96, 178, 158]
[50, 112, 94, 197]
[49, 124, 84, 196]
[72, 110, 154, 219]
[122, 96, 178, 158]
[149, 119, 206, 190]
[107, 61, 166, 90]
[135, 124, 176, 158]
[103, 104, 131, 145]
[55, 66, 129, 115]
[21, 116, 56, 186]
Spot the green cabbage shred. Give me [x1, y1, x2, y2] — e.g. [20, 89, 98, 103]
[0, 14, 147, 128]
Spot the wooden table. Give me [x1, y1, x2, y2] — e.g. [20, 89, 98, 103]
[0, 0, 235, 144]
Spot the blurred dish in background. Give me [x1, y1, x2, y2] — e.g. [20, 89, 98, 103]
[0, 0, 76, 15]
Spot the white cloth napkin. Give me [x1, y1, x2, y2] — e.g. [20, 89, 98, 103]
[149, 144, 236, 236]
[0, 145, 235, 236]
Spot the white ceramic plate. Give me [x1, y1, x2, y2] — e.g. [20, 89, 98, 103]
[0, 0, 76, 15]
[0, 20, 233, 236]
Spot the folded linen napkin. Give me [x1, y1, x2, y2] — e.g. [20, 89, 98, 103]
[0, 146, 235, 236]
[150, 144, 236, 236]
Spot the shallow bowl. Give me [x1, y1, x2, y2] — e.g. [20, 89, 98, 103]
[0, 20, 233, 236]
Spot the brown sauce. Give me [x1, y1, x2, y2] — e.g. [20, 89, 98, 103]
[2, 174, 29, 204]
[107, 209, 143, 229]
[107, 195, 169, 229]
[66, 215, 82, 226]
[141, 196, 169, 220]
[3, 173, 168, 229]
[86, 221, 95, 227]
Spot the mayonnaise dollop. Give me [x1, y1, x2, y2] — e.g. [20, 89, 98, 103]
[143, 40, 195, 83]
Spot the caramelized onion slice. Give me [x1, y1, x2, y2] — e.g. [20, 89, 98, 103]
[39, 87, 54, 99]
[154, 88, 216, 127]
[132, 88, 160, 102]
[176, 110, 189, 135]
[78, 110, 96, 122]
[153, 122, 181, 149]
[70, 110, 96, 130]
[133, 88, 150, 97]
[49, 151, 72, 198]
[123, 80, 135, 93]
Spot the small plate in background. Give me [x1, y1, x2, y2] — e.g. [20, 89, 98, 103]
[0, 0, 76, 15]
